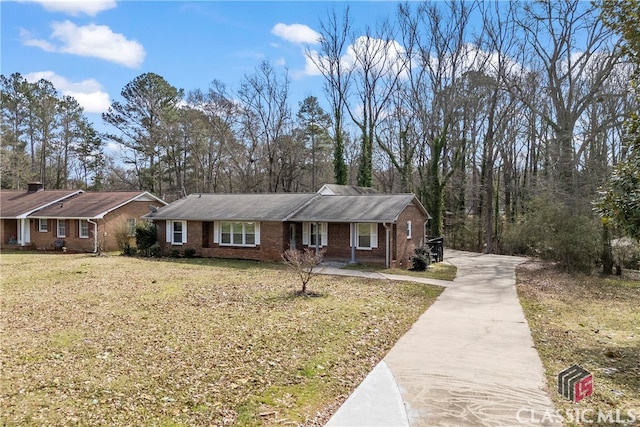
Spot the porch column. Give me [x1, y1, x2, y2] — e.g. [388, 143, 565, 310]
[383, 222, 391, 268]
[350, 222, 356, 264]
[19, 219, 26, 246]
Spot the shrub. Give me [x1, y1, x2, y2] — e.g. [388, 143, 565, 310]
[135, 222, 158, 257]
[183, 248, 197, 258]
[502, 192, 601, 273]
[611, 237, 640, 274]
[148, 242, 161, 258]
[411, 246, 431, 271]
[122, 245, 137, 256]
[169, 249, 180, 258]
[114, 221, 134, 256]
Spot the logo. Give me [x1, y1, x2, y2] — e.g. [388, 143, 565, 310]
[558, 365, 593, 402]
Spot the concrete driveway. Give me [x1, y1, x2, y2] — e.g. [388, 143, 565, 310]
[323, 250, 560, 427]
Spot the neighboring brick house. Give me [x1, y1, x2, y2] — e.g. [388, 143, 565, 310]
[0, 183, 166, 253]
[145, 185, 431, 268]
[0, 183, 82, 251]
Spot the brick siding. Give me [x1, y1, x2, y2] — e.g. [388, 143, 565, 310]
[153, 201, 428, 269]
[157, 220, 286, 262]
[25, 201, 154, 253]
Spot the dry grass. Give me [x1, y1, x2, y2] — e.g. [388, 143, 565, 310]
[0, 253, 442, 426]
[517, 261, 640, 425]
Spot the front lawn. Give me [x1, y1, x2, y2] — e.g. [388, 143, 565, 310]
[0, 253, 442, 426]
[517, 262, 640, 425]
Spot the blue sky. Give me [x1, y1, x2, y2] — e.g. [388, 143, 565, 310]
[2, 0, 402, 130]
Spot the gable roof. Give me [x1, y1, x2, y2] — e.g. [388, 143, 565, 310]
[0, 189, 83, 219]
[145, 192, 429, 223]
[144, 193, 318, 221]
[287, 194, 429, 223]
[317, 184, 380, 195]
[28, 191, 167, 219]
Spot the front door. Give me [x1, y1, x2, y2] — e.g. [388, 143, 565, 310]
[289, 223, 297, 250]
[202, 221, 212, 248]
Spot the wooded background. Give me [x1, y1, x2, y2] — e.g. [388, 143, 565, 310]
[2, 1, 638, 271]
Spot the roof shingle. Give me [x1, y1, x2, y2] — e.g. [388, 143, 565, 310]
[28, 192, 163, 219]
[0, 190, 81, 218]
[145, 193, 318, 221]
[145, 192, 429, 223]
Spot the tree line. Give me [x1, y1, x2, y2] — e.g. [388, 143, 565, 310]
[2, 0, 638, 272]
[1, 75, 105, 191]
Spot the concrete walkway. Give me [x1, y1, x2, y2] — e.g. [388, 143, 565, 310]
[323, 250, 560, 427]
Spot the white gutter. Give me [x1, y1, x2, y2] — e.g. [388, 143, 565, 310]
[87, 219, 98, 253]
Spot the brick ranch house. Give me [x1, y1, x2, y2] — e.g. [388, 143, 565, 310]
[0, 183, 166, 253]
[144, 185, 431, 268]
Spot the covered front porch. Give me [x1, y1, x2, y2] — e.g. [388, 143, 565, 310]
[285, 221, 397, 268]
[0, 218, 32, 250]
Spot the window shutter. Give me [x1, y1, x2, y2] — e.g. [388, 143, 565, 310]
[371, 223, 378, 248]
[302, 222, 309, 245]
[181, 221, 187, 243]
[255, 222, 260, 245]
[321, 222, 328, 246]
[166, 221, 171, 243]
[213, 221, 219, 244]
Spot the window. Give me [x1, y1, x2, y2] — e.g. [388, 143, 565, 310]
[245, 222, 256, 245]
[221, 222, 231, 244]
[218, 221, 259, 247]
[57, 219, 66, 238]
[310, 222, 321, 247]
[302, 222, 327, 247]
[127, 218, 137, 236]
[358, 223, 371, 248]
[407, 220, 412, 239]
[352, 223, 378, 250]
[79, 220, 89, 238]
[166, 220, 187, 245]
[39, 219, 48, 232]
[173, 221, 184, 244]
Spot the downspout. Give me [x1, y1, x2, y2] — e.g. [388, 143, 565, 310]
[87, 219, 98, 253]
[423, 220, 427, 246]
[383, 222, 391, 269]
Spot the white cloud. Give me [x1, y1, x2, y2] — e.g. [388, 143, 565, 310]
[349, 36, 407, 77]
[24, 71, 111, 113]
[303, 49, 324, 77]
[271, 23, 321, 45]
[18, 0, 117, 16]
[22, 20, 145, 68]
[302, 36, 408, 79]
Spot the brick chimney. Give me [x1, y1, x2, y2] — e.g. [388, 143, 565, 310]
[27, 182, 44, 193]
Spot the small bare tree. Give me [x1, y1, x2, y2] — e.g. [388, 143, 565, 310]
[282, 248, 325, 295]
